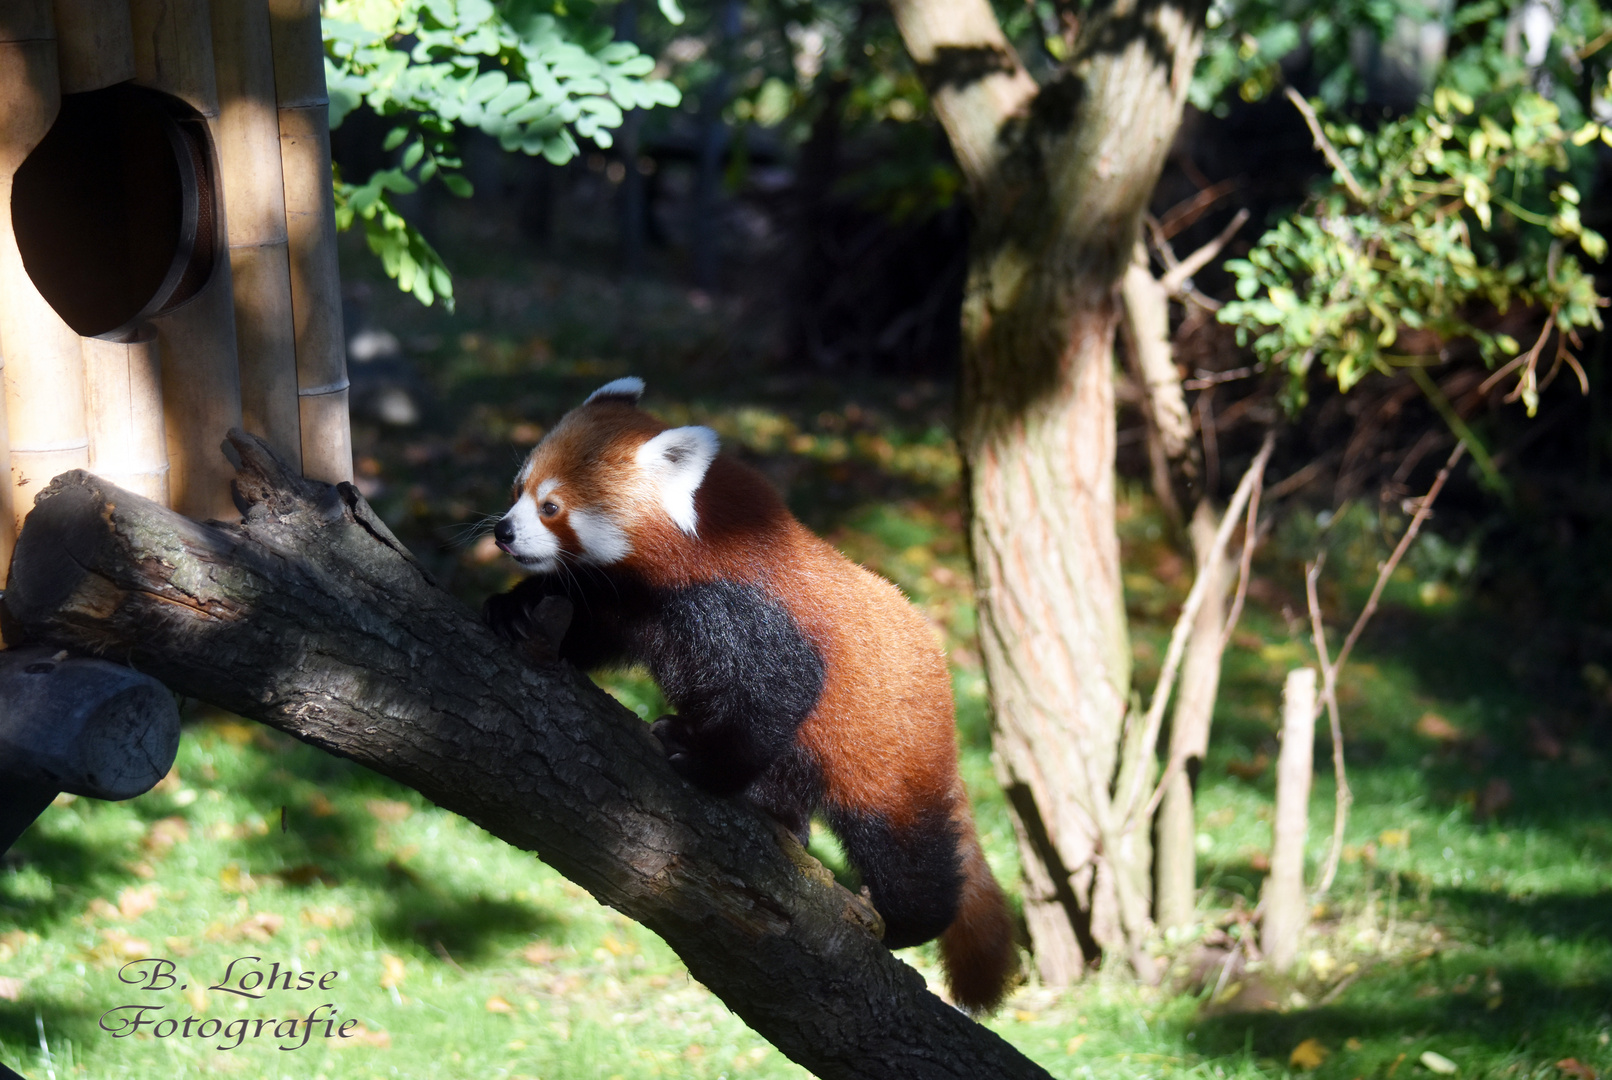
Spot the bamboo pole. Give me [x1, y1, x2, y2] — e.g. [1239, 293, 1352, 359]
[0, 18, 56, 578]
[1262, 666, 1317, 972]
[51, 0, 134, 92]
[130, 0, 245, 521]
[270, 0, 353, 484]
[212, 0, 302, 473]
[0, 15, 90, 544]
[83, 327, 169, 504]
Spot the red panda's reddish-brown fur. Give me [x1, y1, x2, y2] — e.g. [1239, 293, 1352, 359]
[489, 383, 1017, 1012]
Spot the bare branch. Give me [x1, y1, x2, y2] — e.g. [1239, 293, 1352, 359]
[1157, 177, 1240, 239]
[1330, 441, 1468, 678]
[1283, 87, 1369, 205]
[1160, 208, 1250, 295]
[1305, 557, 1351, 897]
[1302, 440, 1467, 896]
[1216, 469, 1266, 656]
[1120, 431, 1276, 833]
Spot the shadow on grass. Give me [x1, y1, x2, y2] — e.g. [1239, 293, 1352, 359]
[1193, 886, 1612, 1075]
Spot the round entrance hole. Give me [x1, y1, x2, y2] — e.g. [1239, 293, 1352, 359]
[11, 84, 217, 340]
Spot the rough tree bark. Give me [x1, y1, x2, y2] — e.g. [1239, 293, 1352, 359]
[2, 434, 1052, 1080]
[888, 0, 1208, 978]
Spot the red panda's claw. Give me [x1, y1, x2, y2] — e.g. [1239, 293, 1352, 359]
[649, 715, 692, 759]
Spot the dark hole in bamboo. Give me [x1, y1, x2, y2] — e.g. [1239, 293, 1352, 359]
[11, 83, 217, 339]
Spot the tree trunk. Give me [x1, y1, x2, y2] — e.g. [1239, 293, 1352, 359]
[889, 0, 1206, 978]
[2, 437, 1052, 1080]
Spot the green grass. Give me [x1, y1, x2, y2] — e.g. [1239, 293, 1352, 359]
[4, 214, 1610, 1078]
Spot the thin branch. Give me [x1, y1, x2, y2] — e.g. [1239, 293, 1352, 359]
[1119, 431, 1276, 834]
[1184, 365, 1261, 391]
[1305, 556, 1351, 897]
[1217, 469, 1266, 657]
[1284, 87, 1368, 205]
[1160, 209, 1250, 295]
[1329, 441, 1467, 679]
[1157, 177, 1240, 239]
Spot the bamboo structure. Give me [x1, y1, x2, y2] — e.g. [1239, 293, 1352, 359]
[0, 0, 352, 569]
[130, 0, 246, 521]
[270, 0, 353, 484]
[52, 0, 135, 92]
[83, 330, 169, 504]
[212, 0, 301, 472]
[0, 5, 87, 548]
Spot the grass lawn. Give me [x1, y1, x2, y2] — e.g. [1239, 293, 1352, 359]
[3, 214, 1609, 1079]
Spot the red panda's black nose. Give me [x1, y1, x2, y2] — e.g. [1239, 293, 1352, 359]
[493, 517, 515, 546]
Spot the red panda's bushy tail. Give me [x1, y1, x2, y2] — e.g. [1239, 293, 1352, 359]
[939, 818, 1017, 1013]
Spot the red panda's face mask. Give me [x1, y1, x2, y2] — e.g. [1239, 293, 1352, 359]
[494, 378, 719, 574]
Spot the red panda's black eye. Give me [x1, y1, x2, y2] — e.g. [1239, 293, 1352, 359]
[541, 501, 559, 518]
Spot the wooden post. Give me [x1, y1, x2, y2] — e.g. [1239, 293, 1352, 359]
[130, 0, 246, 521]
[0, 4, 90, 543]
[1262, 666, 1317, 972]
[50, 0, 135, 92]
[83, 328, 169, 504]
[0, 645, 182, 852]
[212, 0, 302, 472]
[270, 0, 353, 484]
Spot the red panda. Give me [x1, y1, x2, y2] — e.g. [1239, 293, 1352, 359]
[485, 377, 1017, 1012]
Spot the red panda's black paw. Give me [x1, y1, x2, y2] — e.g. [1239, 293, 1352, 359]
[483, 592, 572, 664]
[649, 715, 695, 763]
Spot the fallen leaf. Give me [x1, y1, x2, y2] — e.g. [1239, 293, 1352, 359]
[1416, 713, 1462, 742]
[339, 1023, 391, 1048]
[301, 905, 355, 929]
[1291, 1038, 1329, 1070]
[521, 942, 563, 966]
[380, 953, 407, 989]
[117, 885, 161, 921]
[0, 977, 23, 1001]
[145, 822, 188, 857]
[1556, 1060, 1597, 1080]
[1379, 829, 1410, 849]
[1226, 752, 1270, 780]
[1066, 1034, 1089, 1054]
[1420, 1051, 1458, 1074]
[367, 799, 413, 823]
[485, 995, 515, 1013]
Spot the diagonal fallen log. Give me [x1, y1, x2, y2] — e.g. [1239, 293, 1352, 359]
[2, 431, 1050, 1080]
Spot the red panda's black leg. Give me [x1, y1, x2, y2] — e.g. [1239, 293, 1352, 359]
[827, 803, 964, 949]
[644, 582, 825, 803]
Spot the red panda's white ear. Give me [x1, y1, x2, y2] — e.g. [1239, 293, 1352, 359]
[637, 426, 718, 536]
[584, 377, 645, 406]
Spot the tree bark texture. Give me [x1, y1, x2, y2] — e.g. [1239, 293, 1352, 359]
[3, 437, 1051, 1080]
[889, 0, 1207, 979]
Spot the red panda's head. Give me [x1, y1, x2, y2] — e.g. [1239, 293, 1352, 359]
[493, 378, 720, 574]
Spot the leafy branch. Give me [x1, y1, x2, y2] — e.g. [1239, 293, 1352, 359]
[322, 0, 683, 305]
[1220, 78, 1606, 412]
